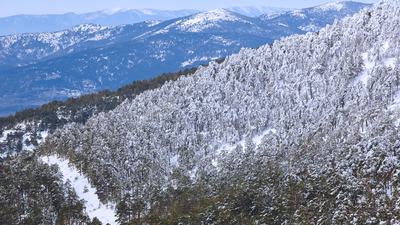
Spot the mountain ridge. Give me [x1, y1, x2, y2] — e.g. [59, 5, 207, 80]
[0, 9, 199, 36]
[0, 6, 296, 36]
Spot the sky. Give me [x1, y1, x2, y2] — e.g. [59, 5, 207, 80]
[0, 0, 381, 18]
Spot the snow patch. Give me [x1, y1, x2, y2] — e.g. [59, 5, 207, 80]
[222, 128, 276, 152]
[45, 72, 61, 80]
[353, 52, 374, 85]
[315, 1, 345, 11]
[261, 11, 286, 20]
[354, 42, 395, 86]
[291, 10, 307, 19]
[212, 128, 276, 166]
[298, 24, 320, 32]
[56, 88, 83, 98]
[87, 32, 112, 41]
[0, 125, 48, 158]
[181, 56, 209, 67]
[41, 155, 117, 224]
[177, 9, 251, 32]
[145, 20, 162, 27]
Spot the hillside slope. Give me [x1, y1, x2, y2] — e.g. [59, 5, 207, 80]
[38, 0, 400, 224]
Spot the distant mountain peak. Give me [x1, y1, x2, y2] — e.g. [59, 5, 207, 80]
[225, 6, 297, 17]
[187, 8, 244, 22]
[102, 8, 124, 15]
[154, 8, 255, 33]
[0, 8, 201, 36]
[310, 0, 365, 12]
[258, 1, 373, 32]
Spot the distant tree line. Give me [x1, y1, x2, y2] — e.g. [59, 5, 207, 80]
[0, 67, 199, 132]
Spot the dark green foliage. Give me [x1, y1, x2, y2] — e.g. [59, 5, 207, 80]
[89, 217, 103, 225]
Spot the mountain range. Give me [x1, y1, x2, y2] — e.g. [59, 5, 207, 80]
[0, 6, 296, 36]
[0, 1, 372, 116]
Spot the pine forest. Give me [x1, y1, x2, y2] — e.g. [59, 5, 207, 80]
[2, 0, 400, 224]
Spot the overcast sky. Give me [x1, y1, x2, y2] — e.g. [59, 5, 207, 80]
[0, 0, 381, 18]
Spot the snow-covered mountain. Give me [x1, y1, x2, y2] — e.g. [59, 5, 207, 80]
[259, 1, 372, 32]
[0, 1, 372, 116]
[0, 10, 275, 116]
[0, 9, 200, 36]
[0, 6, 296, 36]
[225, 6, 296, 17]
[0, 22, 161, 70]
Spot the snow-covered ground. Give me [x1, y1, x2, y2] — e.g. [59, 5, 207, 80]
[353, 41, 400, 127]
[212, 128, 276, 166]
[0, 123, 49, 158]
[41, 155, 117, 224]
[219, 128, 276, 152]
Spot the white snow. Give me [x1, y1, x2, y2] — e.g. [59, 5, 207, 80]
[152, 9, 240, 34]
[212, 128, 276, 166]
[170, 154, 179, 166]
[298, 24, 321, 32]
[353, 52, 374, 85]
[354, 42, 396, 86]
[87, 32, 112, 41]
[41, 155, 117, 224]
[0, 124, 49, 158]
[261, 11, 286, 20]
[104, 8, 123, 15]
[45, 72, 61, 80]
[222, 128, 276, 152]
[355, 42, 400, 125]
[177, 9, 251, 32]
[291, 10, 307, 19]
[56, 88, 83, 98]
[0, 23, 112, 61]
[315, 1, 344, 11]
[181, 56, 210, 67]
[145, 20, 162, 27]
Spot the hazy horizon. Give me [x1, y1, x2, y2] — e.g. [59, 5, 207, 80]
[0, 0, 380, 18]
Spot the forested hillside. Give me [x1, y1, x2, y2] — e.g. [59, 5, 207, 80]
[37, 0, 400, 224]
